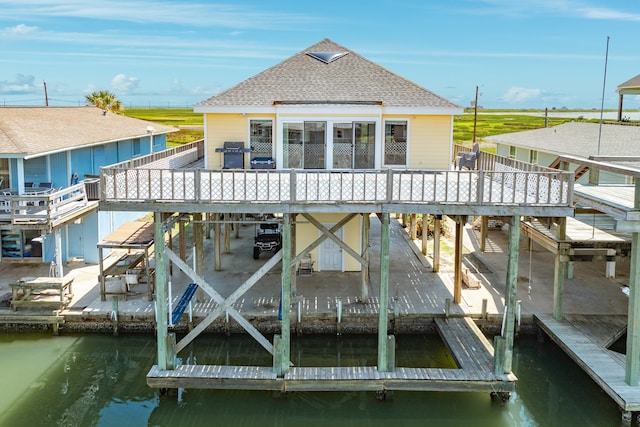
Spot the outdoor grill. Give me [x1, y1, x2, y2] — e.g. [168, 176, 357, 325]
[214, 141, 251, 169]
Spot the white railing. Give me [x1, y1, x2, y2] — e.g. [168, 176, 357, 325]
[101, 168, 573, 207]
[1, 183, 91, 225]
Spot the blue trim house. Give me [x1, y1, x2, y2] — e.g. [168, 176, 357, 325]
[0, 106, 176, 263]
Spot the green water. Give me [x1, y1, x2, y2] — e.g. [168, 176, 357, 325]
[0, 332, 623, 427]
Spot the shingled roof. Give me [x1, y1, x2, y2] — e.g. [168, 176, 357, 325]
[486, 121, 640, 157]
[617, 74, 640, 94]
[195, 38, 460, 112]
[0, 106, 176, 157]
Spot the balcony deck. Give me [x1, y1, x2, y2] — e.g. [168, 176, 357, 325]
[0, 182, 98, 232]
[99, 142, 573, 217]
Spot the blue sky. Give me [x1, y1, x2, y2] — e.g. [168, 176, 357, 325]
[1, 0, 639, 110]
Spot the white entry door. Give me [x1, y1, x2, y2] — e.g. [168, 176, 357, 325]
[318, 226, 343, 271]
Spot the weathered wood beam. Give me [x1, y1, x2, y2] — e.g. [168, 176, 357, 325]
[154, 212, 169, 370]
[279, 214, 292, 375]
[361, 213, 370, 302]
[453, 216, 467, 304]
[433, 215, 441, 273]
[625, 180, 640, 385]
[193, 213, 205, 303]
[166, 248, 281, 356]
[378, 213, 390, 372]
[501, 215, 520, 373]
[553, 217, 567, 321]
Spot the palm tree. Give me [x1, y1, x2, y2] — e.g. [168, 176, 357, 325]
[85, 90, 124, 114]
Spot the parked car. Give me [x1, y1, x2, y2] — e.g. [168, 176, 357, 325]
[253, 223, 282, 259]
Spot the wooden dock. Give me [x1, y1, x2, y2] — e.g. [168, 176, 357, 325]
[535, 314, 640, 412]
[147, 317, 516, 394]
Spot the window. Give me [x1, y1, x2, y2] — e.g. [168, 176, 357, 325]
[133, 138, 141, 156]
[529, 150, 538, 164]
[333, 122, 375, 169]
[283, 121, 326, 169]
[384, 120, 407, 166]
[509, 146, 516, 159]
[249, 120, 273, 161]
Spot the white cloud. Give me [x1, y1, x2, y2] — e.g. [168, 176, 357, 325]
[501, 87, 542, 104]
[111, 74, 139, 95]
[0, 74, 38, 94]
[3, 23, 37, 35]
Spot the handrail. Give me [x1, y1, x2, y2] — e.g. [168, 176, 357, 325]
[101, 166, 573, 207]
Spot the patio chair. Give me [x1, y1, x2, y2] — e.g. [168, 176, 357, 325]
[2, 191, 11, 212]
[457, 142, 481, 170]
[24, 182, 34, 188]
[39, 182, 53, 189]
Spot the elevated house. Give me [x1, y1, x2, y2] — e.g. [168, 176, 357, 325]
[0, 106, 175, 265]
[194, 38, 462, 272]
[99, 39, 573, 395]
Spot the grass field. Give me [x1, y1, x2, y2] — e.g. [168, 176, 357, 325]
[124, 108, 629, 147]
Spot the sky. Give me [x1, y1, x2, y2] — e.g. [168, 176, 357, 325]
[1, 0, 640, 110]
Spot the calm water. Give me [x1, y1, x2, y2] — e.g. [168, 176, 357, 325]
[0, 332, 624, 427]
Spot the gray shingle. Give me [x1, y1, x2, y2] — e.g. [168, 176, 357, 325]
[486, 122, 640, 157]
[0, 106, 176, 157]
[196, 38, 459, 110]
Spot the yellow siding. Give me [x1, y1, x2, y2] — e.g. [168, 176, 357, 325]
[295, 213, 362, 272]
[205, 113, 248, 169]
[405, 115, 452, 169]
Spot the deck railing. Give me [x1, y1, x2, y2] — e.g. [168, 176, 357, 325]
[101, 166, 573, 207]
[0, 182, 93, 226]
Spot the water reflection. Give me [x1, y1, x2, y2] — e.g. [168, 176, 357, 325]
[0, 333, 623, 427]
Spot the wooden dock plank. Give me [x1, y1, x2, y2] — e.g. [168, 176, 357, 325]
[536, 314, 640, 412]
[147, 363, 516, 393]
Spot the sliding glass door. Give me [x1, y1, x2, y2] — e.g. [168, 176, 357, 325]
[283, 122, 326, 169]
[333, 121, 375, 169]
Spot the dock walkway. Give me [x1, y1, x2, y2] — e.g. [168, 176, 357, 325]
[147, 316, 516, 394]
[535, 314, 640, 412]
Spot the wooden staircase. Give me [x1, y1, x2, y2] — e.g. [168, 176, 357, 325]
[549, 157, 589, 180]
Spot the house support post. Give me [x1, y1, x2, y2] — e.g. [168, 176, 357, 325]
[377, 213, 391, 372]
[214, 213, 221, 271]
[194, 213, 205, 303]
[497, 215, 520, 374]
[290, 214, 297, 297]
[276, 214, 292, 376]
[453, 216, 467, 304]
[224, 213, 231, 254]
[480, 216, 489, 252]
[154, 212, 170, 370]
[421, 214, 428, 255]
[410, 214, 417, 240]
[179, 220, 186, 261]
[625, 181, 640, 385]
[433, 215, 441, 272]
[55, 228, 63, 277]
[361, 213, 370, 302]
[553, 217, 568, 321]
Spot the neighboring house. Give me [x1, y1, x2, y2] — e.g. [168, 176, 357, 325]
[194, 38, 462, 271]
[616, 73, 640, 121]
[0, 106, 175, 263]
[487, 121, 640, 185]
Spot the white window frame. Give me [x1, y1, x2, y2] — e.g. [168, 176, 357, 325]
[276, 115, 382, 170]
[382, 119, 409, 168]
[247, 118, 274, 163]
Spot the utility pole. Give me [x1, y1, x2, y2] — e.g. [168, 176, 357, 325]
[472, 85, 479, 143]
[43, 81, 49, 106]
